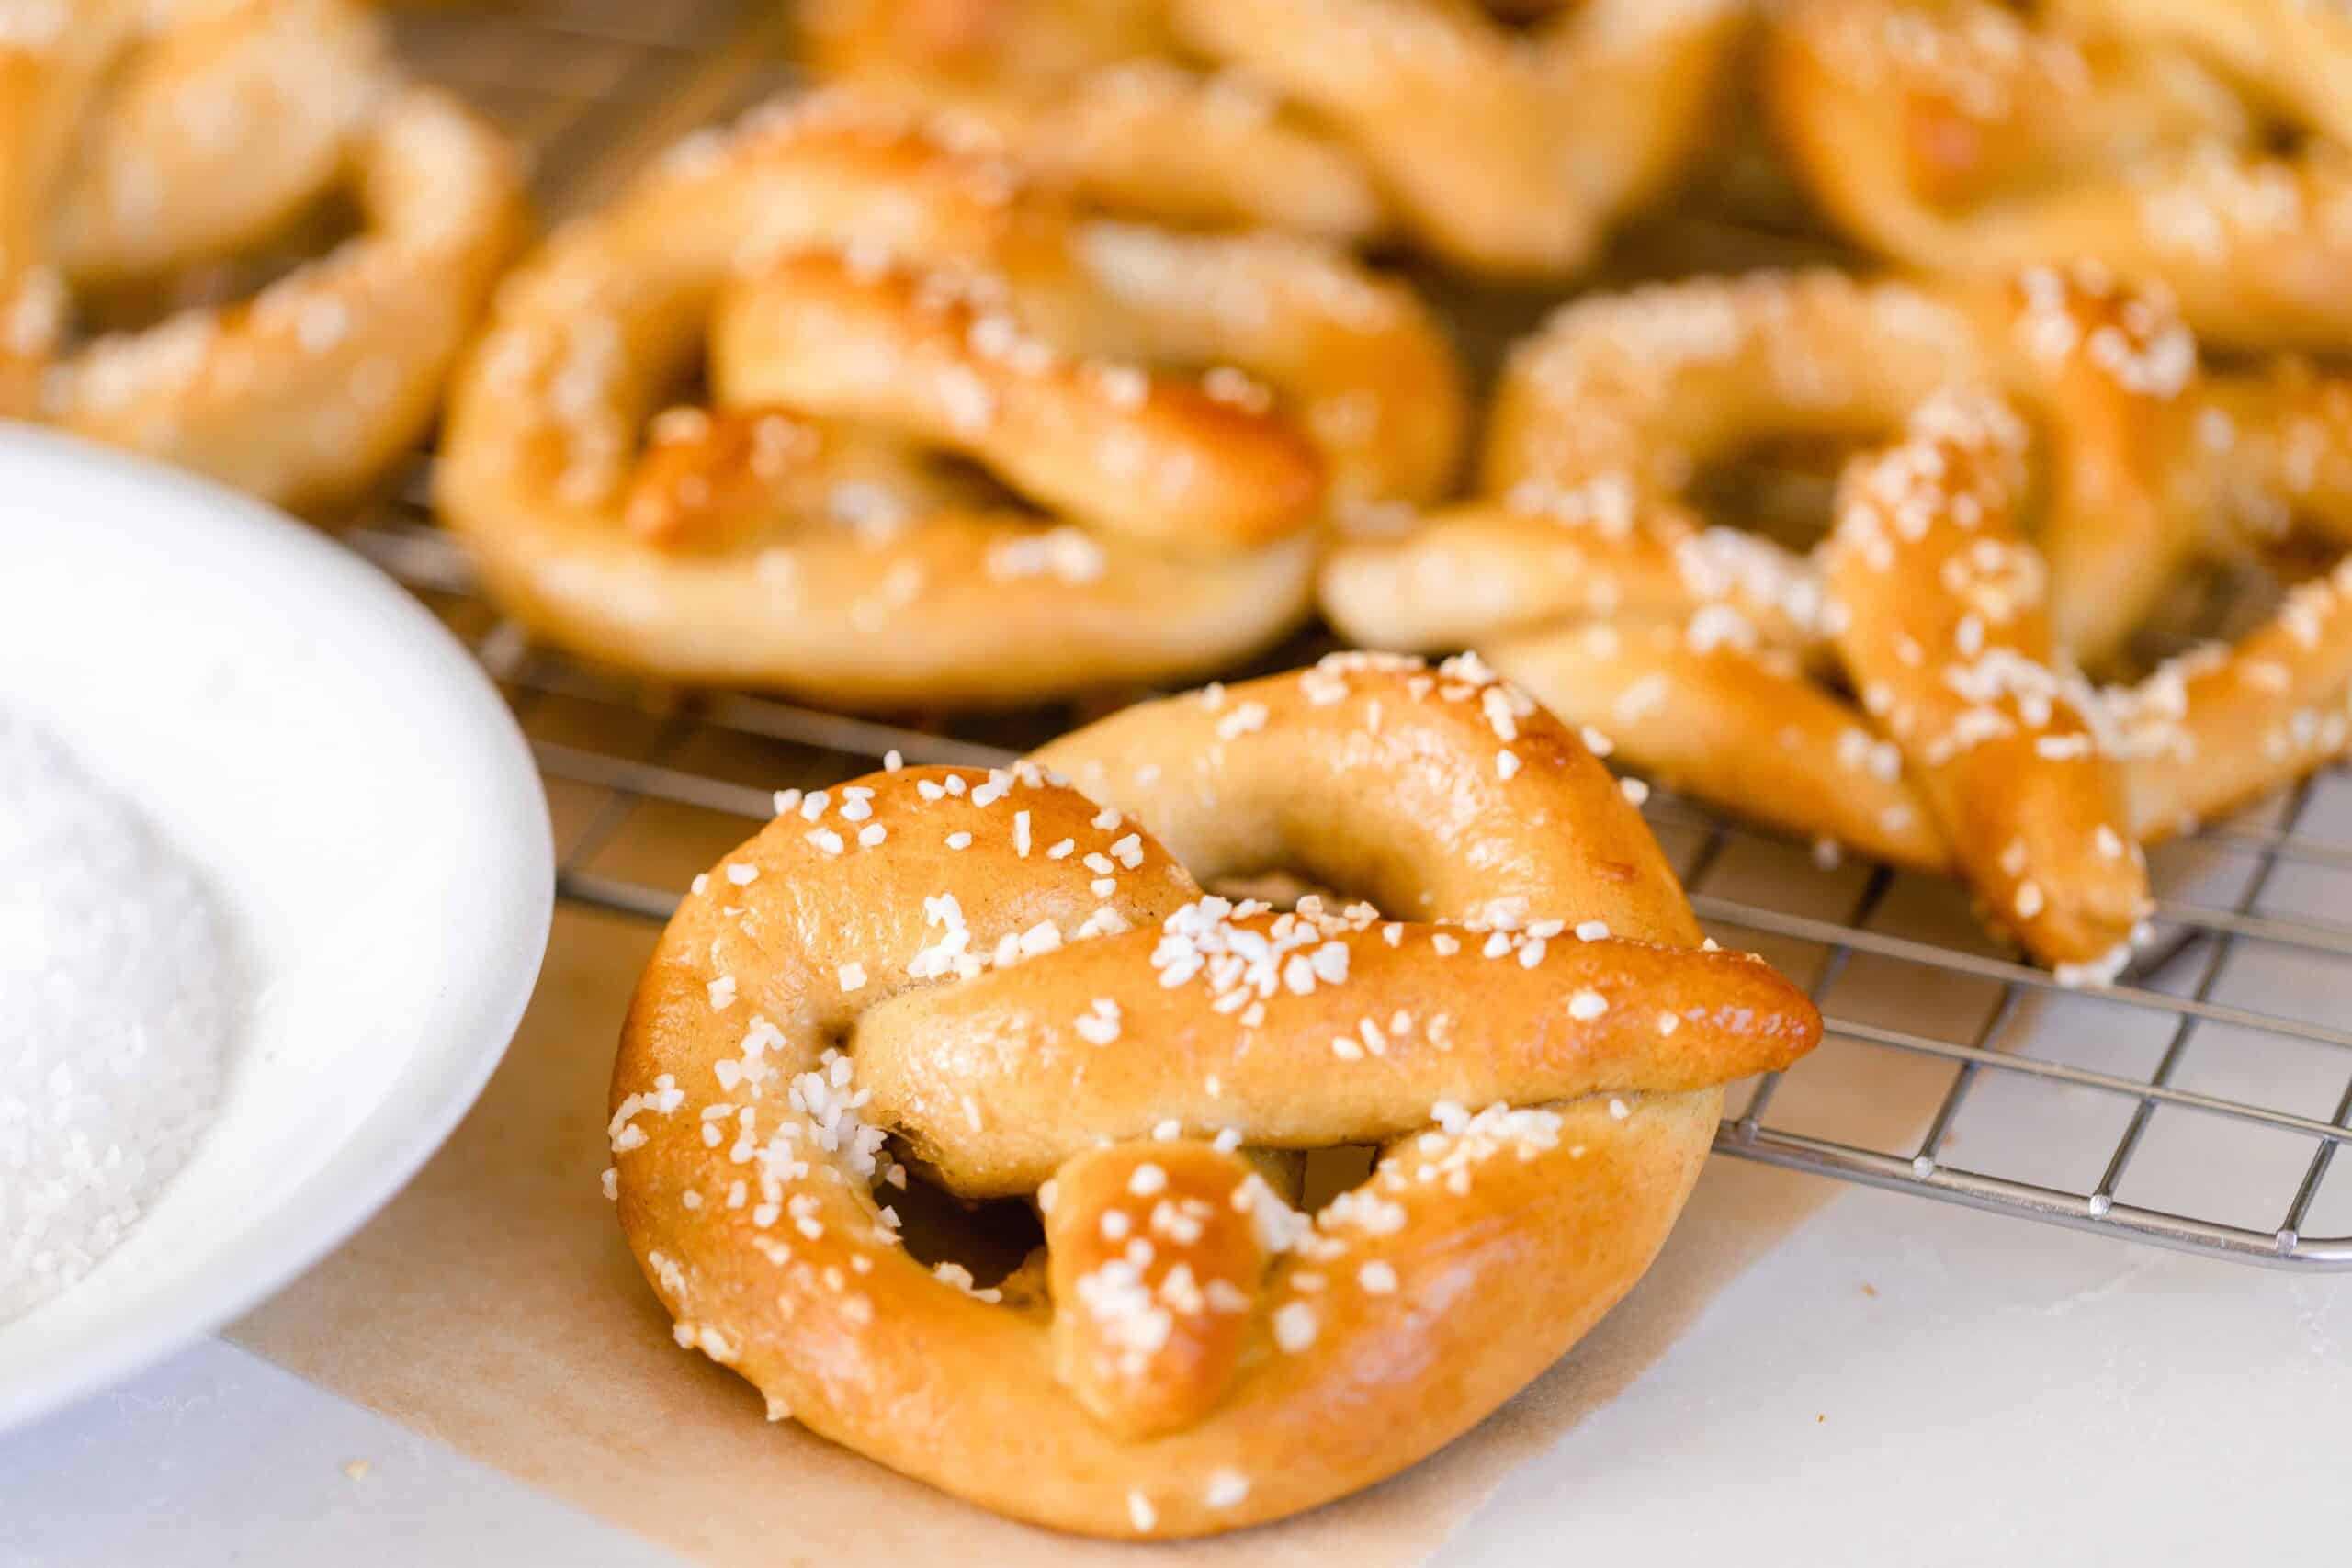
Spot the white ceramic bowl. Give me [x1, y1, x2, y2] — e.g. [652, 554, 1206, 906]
[0, 428, 552, 1432]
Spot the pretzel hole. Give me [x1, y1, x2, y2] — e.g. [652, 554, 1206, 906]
[2122, 558, 2292, 671]
[1296, 1145, 1380, 1210]
[1683, 432, 1852, 549]
[879, 1155, 1050, 1303]
[1201, 868, 1351, 911]
[1690, 417, 2080, 559]
[57, 188, 367, 342]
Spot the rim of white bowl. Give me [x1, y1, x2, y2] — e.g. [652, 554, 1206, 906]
[0, 426, 554, 1432]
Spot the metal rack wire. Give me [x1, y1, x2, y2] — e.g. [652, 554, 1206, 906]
[369, 0, 2352, 1269]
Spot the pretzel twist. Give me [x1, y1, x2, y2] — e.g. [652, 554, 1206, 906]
[612, 658, 1820, 1538]
[1768, 0, 2352, 352]
[1326, 268, 2199, 672]
[438, 94, 1464, 707]
[1825, 391, 2149, 964]
[1324, 271, 2352, 976]
[0, 0, 525, 511]
[799, 0, 1744, 275]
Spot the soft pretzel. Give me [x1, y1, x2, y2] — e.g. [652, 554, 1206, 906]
[1325, 267, 2199, 672]
[2102, 367, 2352, 841]
[798, 0, 1744, 275]
[1325, 270, 2352, 976]
[1487, 385, 2352, 976]
[0, 0, 525, 511]
[437, 93, 1464, 707]
[1767, 0, 2352, 352]
[797, 1, 1388, 242]
[1824, 390, 2149, 964]
[610, 656, 1821, 1538]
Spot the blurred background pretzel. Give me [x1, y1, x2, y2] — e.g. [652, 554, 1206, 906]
[0, 0, 525, 512]
[797, 0, 1745, 275]
[1325, 265, 2202, 671]
[437, 92, 1464, 707]
[611, 657, 1820, 1538]
[1768, 0, 2352, 353]
[1323, 269, 2352, 975]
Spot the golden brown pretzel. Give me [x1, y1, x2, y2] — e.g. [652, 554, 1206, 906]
[2103, 365, 2352, 841]
[799, 0, 1744, 275]
[798, 0, 1388, 242]
[1325, 267, 2199, 673]
[0, 0, 525, 511]
[1825, 390, 2149, 968]
[611, 657, 1821, 1538]
[1486, 379, 2352, 977]
[437, 93, 1464, 708]
[1767, 0, 2352, 352]
[1324, 270, 2352, 976]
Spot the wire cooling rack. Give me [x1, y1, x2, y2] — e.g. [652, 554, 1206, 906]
[368, 0, 2352, 1269]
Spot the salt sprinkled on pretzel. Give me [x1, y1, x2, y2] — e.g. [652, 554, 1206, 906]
[1326, 267, 2352, 975]
[1824, 388, 2151, 965]
[438, 92, 1464, 708]
[1769, 0, 2352, 352]
[612, 656, 1820, 1538]
[1327, 267, 2199, 671]
[0, 0, 525, 511]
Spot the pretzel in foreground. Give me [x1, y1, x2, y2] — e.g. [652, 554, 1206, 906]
[611, 657, 1821, 1538]
[438, 92, 1463, 707]
[1768, 0, 2352, 352]
[1324, 272, 2352, 977]
[799, 0, 1743, 275]
[0, 0, 525, 512]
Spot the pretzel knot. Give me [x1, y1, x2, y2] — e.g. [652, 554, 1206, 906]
[1327, 266, 2200, 673]
[440, 92, 1463, 707]
[0, 0, 525, 511]
[800, 0, 1743, 275]
[1325, 269, 2352, 976]
[612, 659, 1820, 1539]
[1770, 0, 2352, 352]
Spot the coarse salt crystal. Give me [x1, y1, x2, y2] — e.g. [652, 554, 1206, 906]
[0, 716, 234, 1321]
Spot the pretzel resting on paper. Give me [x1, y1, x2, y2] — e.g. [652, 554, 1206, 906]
[0, 0, 525, 511]
[610, 657, 1820, 1538]
[1768, 0, 2352, 352]
[798, 0, 1744, 275]
[437, 92, 1464, 708]
[1323, 270, 2352, 978]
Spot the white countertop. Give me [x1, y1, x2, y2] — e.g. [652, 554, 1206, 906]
[6, 1154, 2344, 1567]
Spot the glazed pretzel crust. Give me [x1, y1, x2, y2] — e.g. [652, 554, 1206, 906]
[612, 658, 1819, 1538]
[0, 0, 525, 511]
[438, 94, 1464, 708]
[800, 0, 1744, 275]
[1768, 0, 2352, 352]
